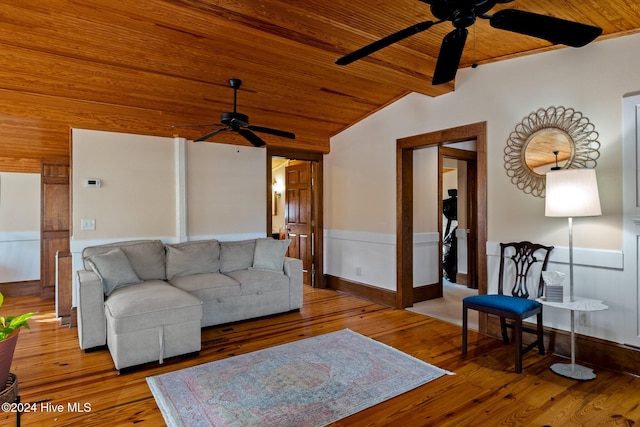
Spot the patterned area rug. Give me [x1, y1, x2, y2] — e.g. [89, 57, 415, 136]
[147, 329, 453, 427]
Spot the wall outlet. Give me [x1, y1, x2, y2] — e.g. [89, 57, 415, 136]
[81, 218, 96, 231]
[578, 312, 591, 327]
[355, 266, 362, 276]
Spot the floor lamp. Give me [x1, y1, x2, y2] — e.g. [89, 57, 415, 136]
[545, 168, 602, 379]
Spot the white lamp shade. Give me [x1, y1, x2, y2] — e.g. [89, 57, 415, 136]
[545, 169, 602, 217]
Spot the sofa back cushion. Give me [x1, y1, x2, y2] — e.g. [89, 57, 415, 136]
[220, 239, 256, 273]
[83, 240, 166, 280]
[165, 239, 220, 280]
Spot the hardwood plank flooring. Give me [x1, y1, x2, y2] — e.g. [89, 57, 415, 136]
[3, 286, 640, 426]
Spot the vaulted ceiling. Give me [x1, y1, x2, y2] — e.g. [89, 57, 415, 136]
[2, 0, 640, 155]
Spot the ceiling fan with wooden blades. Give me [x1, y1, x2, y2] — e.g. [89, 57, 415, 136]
[173, 78, 295, 147]
[335, 0, 602, 85]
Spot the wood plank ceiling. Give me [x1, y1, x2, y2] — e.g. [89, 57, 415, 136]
[1, 0, 639, 161]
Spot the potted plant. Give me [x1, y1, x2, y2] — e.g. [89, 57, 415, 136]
[0, 292, 36, 387]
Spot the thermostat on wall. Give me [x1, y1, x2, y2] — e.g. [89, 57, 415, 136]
[85, 178, 102, 188]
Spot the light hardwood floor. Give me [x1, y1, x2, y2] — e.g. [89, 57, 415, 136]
[3, 287, 640, 426]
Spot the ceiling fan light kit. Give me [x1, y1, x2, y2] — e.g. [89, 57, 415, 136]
[173, 78, 295, 147]
[336, 0, 602, 85]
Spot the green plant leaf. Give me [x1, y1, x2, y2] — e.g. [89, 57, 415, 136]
[0, 292, 37, 340]
[7, 313, 35, 330]
[0, 327, 13, 340]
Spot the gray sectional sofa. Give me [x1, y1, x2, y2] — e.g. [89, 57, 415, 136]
[76, 238, 303, 371]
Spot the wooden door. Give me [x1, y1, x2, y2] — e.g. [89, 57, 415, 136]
[465, 158, 478, 289]
[41, 161, 70, 300]
[285, 162, 312, 286]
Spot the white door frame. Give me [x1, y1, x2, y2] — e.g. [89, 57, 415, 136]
[623, 92, 640, 347]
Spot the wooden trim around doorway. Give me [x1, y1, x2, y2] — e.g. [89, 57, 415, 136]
[396, 122, 487, 310]
[267, 148, 325, 288]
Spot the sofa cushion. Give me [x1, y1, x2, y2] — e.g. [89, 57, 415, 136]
[251, 238, 291, 273]
[86, 248, 142, 296]
[83, 240, 166, 281]
[225, 269, 290, 295]
[105, 280, 202, 334]
[165, 239, 220, 280]
[220, 239, 256, 273]
[170, 273, 241, 299]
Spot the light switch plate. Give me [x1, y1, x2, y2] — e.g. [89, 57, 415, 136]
[81, 218, 96, 230]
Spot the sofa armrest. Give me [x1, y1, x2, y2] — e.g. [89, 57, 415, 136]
[284, 257, 303, 309]
[77, 269, 107, 350]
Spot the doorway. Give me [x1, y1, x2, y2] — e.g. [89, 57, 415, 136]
[267, 147, 324, 288]
[0, 171, 41, 296]
[396, 122, 487, 309]
[440, 145, 478, 289]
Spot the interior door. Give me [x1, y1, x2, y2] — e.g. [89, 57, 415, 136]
[41, 160, 70, 300]
[285, 162, 312, 286]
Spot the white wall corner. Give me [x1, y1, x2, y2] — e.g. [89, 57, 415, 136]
[175, 137, 188, 242]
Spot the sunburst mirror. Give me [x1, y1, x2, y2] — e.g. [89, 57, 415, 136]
[504, 106, 600, 197]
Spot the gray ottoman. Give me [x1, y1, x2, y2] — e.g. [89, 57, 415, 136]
[104, 280, 202, 371]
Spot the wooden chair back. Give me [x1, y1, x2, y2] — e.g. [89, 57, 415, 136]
[497, 241, 554, 299]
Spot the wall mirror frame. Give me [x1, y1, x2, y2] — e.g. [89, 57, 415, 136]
[504, 106, 600, 197]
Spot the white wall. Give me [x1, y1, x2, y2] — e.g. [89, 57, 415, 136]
[325, 33, 640, 344]
[414, 147, 439, 234]
[71, 129, 266, 304]
[0, 172, 40, 282]
[72, 129, 266, 243]
[72, 129, 176, 241]
[413, 146, 440, 286]
[186, 141, 266, 239]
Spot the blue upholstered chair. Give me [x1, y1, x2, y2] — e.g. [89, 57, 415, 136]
[462, 241, 554, 373]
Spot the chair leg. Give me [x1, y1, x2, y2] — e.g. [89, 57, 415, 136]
[514, 318, 523, 373]
[500, 317, 509, 344]
[536, 312, 545, 355]
[462, 305, 468, 354]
